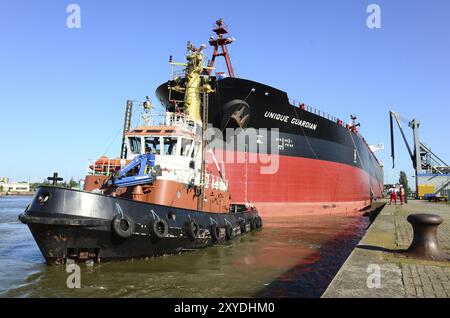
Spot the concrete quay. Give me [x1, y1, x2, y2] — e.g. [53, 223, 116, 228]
[322, 199, 450, 298]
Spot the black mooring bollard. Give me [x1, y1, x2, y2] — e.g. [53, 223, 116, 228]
[405, 214, 448, 261]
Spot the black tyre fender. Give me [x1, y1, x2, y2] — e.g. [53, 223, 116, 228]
[240, 220, 248, 233]
[187, 220, 199, 241]
[225, 225, 235, 240]
[250, 217, 258, 230]
[150, 218, 168, 239]
[258, 216, 263, 228]
[210, 224, 220, 242]
[112, 214, 135, 238]
[254, 216, 261, 228]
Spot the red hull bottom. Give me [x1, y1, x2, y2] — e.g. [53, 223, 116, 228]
[208, 151, 383, 218]
[251, 200, 371, 218]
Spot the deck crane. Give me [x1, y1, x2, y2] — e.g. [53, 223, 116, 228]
[106, 153, 156, 188]
[390, 111, 450, 199]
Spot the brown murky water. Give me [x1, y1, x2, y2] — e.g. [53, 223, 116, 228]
[0, 196, 370, 297]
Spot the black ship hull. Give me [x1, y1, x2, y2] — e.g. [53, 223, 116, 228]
[19, 187, 261, 265]
[157, 77, 382, 180]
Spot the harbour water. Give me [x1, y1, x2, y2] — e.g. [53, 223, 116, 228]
[0, 196, 370, 298]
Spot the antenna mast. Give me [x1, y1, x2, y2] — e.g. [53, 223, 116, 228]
[120, 100, 133, 159]
[208, 18, 235, 77]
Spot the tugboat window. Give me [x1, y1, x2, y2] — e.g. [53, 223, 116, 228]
[128, 137, 141, 154]
[163, 137, 178, 155]
[180, 138, 192, 157]
[191, 141, 200, 158]
[145, 136, 161, 155]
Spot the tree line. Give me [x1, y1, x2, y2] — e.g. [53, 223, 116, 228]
[30, 178, 80, 191]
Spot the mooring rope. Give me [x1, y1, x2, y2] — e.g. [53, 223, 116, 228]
[347, 128, 375, 198]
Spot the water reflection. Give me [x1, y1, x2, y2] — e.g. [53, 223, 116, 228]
[1, 196, 369, 297]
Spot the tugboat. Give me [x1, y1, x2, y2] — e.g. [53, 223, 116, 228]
[19, 42, 262, 265]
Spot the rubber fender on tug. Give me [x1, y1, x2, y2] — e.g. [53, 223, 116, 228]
[257, 216, 263, 228]
[112, 214, 135, 238]
[225, 225, 235, 240]
[240, 220, 248, 233]
[187, 220, 200, 241]
[150, 218, 169, 239]
[210, 223, 220, 242]
[250, 217, 258, 230]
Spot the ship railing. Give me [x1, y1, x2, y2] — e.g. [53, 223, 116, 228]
[164, 112, 197, 132]
[139, 112, 166, 127]
[205, 173, 228, 191]
[289, 98, 340, 124]
[172, 69, 185, 80]
[169, 167, 228, 191]
[211, 20, 230, 33]
[138, 111, 198, 131]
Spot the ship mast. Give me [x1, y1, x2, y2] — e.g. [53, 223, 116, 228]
[169, 42, 214, 124]
[208, 18, 235, 77]
[168, 42, 215, 211]
[198, 91, 209, 211]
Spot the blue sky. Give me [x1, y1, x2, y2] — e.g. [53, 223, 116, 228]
[0, 0, 449, 187]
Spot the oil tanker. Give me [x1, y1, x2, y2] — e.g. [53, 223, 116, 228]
[156, 19, 384, 217]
